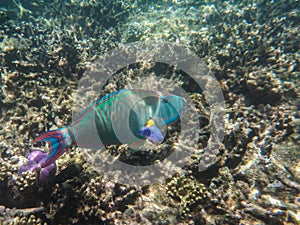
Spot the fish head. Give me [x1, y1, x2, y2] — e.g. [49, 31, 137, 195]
[157, 94, 186, 125]
[160, 94, 185, 111]
[138, 119, 164, 143]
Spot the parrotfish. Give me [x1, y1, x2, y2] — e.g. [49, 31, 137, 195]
[35, 89, 186, 168]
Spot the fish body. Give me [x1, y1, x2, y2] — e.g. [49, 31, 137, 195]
[35, 89, 186, 167]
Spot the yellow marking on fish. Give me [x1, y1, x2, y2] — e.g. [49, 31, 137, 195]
[145, 119, 155, 127]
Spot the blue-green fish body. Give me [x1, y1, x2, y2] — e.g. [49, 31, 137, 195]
[35, 89, 185, 167]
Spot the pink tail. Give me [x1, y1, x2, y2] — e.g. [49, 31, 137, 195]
[34, 127, 72, 167]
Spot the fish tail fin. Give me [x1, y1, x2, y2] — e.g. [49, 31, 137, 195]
[34, 127, 73, 168]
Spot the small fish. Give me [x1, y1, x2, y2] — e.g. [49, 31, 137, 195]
[35, 89, 186, 167]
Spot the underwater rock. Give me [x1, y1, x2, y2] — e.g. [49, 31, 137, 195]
[244, 68, 282, 105]
[46, 163, 83, 186]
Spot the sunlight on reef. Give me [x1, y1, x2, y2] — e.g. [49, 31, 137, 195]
[0, 0, 299, 224]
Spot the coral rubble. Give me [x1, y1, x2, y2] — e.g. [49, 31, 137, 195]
[0, 0, 299, 224]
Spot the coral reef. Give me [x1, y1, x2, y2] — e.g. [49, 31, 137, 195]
[0, 35, 32, 52]
[166, 174, 208, 218]
[0, 0, 299, 224]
